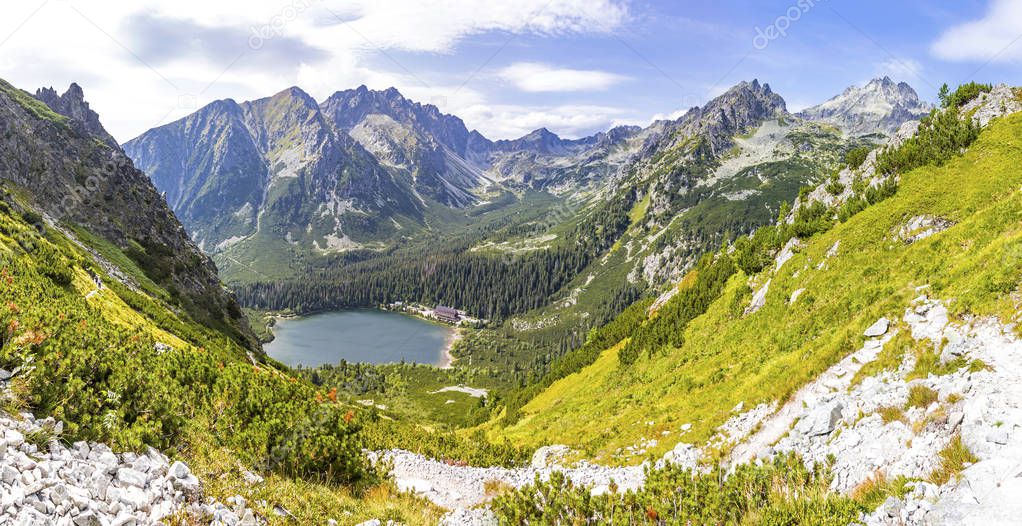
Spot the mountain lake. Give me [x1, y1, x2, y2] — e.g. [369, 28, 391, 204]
[264, 310, 454, 367]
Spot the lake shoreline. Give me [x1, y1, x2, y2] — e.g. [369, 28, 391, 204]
[265, 308, 457, 368]
[438, 329, 462, 369]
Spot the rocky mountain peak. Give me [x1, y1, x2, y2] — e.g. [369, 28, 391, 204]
[664, 79, 787, 152]
[799, 78, 930, 136]
[321, 86, 475, 156]
[721, 79, 785, 111]
[382, 86, 404, 100]
[270, 86, 319, 110]
[491, 127, 571, 155]
[34, 83, 118, 147]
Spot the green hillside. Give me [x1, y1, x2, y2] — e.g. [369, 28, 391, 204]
[488, 107, 1022, 463]
[0, 186, 442, 524]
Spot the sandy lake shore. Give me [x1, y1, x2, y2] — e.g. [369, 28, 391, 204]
[438, 329, 462, 369]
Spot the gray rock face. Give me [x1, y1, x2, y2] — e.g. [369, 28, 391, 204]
[745, 279, 771, 315]
[796, 401, 844, 437]
[864, 317, 891, 337]
[959, 84, 1022, 127]
[0, 78, 256, 349]
[34, 83, 118, 147]
[530, 445, 571, 469]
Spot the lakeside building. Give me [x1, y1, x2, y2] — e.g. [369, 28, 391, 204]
[434, 305, 460, 324]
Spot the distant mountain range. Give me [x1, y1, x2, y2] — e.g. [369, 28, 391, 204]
[123, 77, 928, 282]
[798, 76, 931, 136]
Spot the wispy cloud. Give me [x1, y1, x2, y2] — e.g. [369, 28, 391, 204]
[931, 0, 1022, 63]
[498, 62, 629, 92]
[876, 58, 923, 82]
[0, 0, 631, 141]
[460, 103, 627, 139]
[317, 0, 630, 53]
[120, 13, 328, 71]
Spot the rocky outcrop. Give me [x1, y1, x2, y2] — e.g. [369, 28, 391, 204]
[864, 317, 890, 337]
[725, 296, 1022, 523]
[959, 84, 1022, 127]
[745, 279, 771, 315]
[0, 411, 260, 525]
[370, 449, 645, 511]
[34, 84, 118, 148]
[896, 216, 954, 244]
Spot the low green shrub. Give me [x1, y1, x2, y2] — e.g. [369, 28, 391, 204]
[928, 435, 978, 484]
[492, 453, 868, 525]
[906, 385, 939, 409]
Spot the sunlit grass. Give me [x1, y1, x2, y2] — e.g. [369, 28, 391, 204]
[492, 112, 1022, 461]
[928, 435, 978, 485]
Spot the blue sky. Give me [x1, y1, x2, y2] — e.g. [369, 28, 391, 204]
[1, 0, 1020, 141]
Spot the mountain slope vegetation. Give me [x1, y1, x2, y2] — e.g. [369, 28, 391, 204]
[0, 80, 257, 349]
[0, 77, 500, 524]
[488, 94, 1022, 464]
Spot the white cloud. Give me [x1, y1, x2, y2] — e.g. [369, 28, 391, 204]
[932, 0, 1022, 63]
[647, 108, 689, 122]
[459, 103, 627, 139]
[316, 0, 628, 53]
[498, 62, 628, 92]
[0, 0, 629, 141]
[876, 58, 924, 82]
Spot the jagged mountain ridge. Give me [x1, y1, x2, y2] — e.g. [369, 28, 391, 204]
[320, 86, 492, 207]
[123, 85, 651, 265]
[123, 78, 925, 285]
[798, 76, 931, 136]
[125, 86, 421, 256]
[0, 79, 256, 348]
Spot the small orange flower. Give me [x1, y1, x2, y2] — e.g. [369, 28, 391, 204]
[343, 410, 354, 423]
[327, 387, 337, 402]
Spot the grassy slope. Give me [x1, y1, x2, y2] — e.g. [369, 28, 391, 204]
[490, 112, 1022, 462]
[0, 195, 439, 523]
